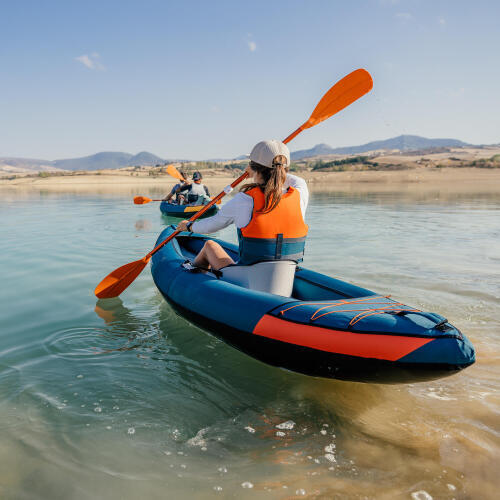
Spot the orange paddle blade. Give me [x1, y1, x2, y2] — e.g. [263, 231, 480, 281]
[134, 196, 153, 204]
[94, 257, 150, 299]
[166, 164, 185, 181]
[306, 69, 373, 129]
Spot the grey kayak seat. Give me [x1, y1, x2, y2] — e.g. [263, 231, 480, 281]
[220, 260, 297, 297]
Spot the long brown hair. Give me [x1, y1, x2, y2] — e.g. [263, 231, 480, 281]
[240, 155, 287, 213]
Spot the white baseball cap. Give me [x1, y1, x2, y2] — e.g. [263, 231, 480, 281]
[249, 140, 290, 168]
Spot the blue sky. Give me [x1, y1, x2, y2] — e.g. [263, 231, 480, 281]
[1, 0, 499, 160]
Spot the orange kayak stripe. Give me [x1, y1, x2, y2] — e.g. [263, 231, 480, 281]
[252, 315, 433, 361]
[183, 206, 205, 212]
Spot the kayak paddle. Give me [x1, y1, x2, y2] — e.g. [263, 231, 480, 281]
[133, 196, 164, 205]
[134, 165, 187, 204]
[166, 164, 186, 181]
[95, 68, 373, 299]
[282, 68, 373, 144]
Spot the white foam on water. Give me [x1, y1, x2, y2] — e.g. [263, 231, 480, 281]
[427, 392, 456, 401]
[411, 491, 433, 500]
[276, 420, 295, 430]
[324, 443, 336, 453]
[187, 427, 208, 447]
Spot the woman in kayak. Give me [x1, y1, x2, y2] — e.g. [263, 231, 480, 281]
[177, 140, 308, 270]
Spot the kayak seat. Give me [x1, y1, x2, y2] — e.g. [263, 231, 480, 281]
[220, 260, 297, 297]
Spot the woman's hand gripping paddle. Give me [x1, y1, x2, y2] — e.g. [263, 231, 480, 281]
[133, 165, 186, 205]
[95, 68, 373, 298]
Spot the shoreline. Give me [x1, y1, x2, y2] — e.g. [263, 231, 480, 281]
[1, 168, 499, 195]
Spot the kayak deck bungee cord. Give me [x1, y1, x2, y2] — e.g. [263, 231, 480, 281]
[151, 226, 476, 384]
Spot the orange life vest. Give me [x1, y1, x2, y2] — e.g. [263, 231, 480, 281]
[237, 186, 308, 265]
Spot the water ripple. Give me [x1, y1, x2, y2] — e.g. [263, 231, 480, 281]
[43, 327, 136, 360]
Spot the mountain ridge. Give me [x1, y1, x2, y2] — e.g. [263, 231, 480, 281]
[0, 135, 485, 174]
[291, 135, 472, 160]
[0, 151, 168, 174]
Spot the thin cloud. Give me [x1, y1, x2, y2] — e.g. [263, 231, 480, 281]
[75, 53, 105, 70]
[439, 17, 446, 25]
[248, 41, 256, 52]
[450, 87, 465, 98]
[395, 12, 412, 21]
[437, 88, 465, 99]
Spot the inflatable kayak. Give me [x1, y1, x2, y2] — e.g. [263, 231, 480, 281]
[159, 201, 218, 218]
[151, 226, 475, 383]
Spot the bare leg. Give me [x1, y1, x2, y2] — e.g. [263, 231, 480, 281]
[193, 240, 235, 270]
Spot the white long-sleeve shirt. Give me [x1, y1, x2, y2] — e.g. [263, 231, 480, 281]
[192, 174, 309, 234]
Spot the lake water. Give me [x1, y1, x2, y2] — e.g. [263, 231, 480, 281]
[1, 187, 499, 499]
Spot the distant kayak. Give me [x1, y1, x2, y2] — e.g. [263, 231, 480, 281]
[159, 201, 218, 218]
[151, 226, 476, 384]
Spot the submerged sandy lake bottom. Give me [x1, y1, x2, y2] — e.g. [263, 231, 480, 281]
[1, 188, 499, 499]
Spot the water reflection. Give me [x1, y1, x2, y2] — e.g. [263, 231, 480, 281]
[91, 296, 467, 497]
[311, 188, 500, 206]
[134, 219, 152, 231]
[0, 188, 498, 499]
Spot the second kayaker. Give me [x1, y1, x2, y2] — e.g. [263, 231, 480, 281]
[163, 170, 189, 204]
[177, 140, 309, 270]
[179, 171, 211, 206]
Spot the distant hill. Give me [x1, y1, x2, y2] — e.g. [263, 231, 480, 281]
[128, 151, 165, 166]
[0, 136, 479, 175]
[53, 152, 135, 171]
[0, 151, 167, 174]
[0, 157, 67, 175]
[291, 135, 471, 160]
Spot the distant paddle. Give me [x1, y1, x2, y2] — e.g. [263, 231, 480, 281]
[95, 68, 373, 299]
[134, 165, 186, 205]
[133, 196, 164, 205]
[166, 164, 186, 181]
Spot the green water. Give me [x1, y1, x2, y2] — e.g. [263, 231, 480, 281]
[1, 189, 499, 499]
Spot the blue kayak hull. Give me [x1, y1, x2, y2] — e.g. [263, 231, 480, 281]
[151, 226, 475, 384]
[159, 201, 218, 218]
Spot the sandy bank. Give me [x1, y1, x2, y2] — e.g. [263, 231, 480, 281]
[1, 168, 499, 195]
